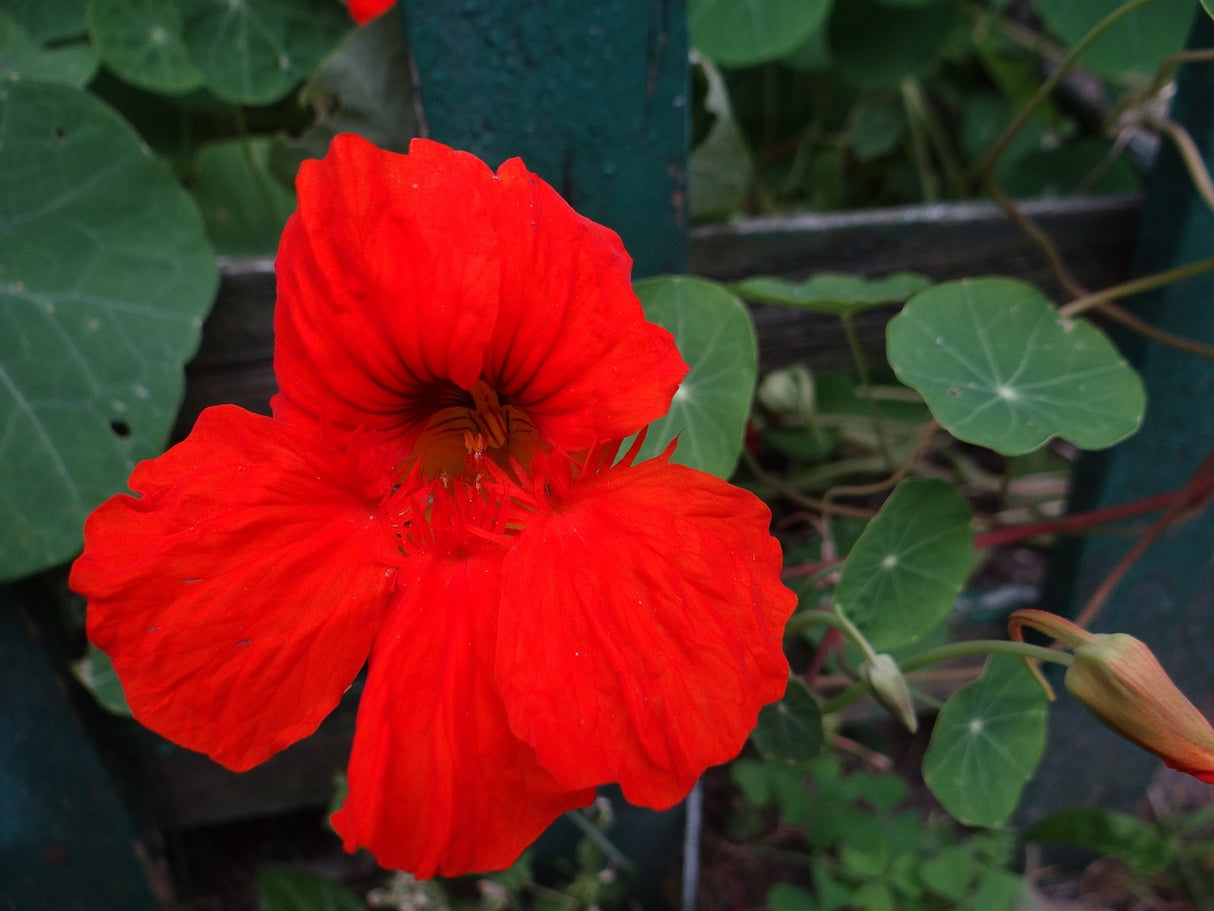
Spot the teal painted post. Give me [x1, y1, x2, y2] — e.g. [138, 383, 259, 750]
[401, 0, 689, 278]
[1022, 10, 1214, 822]
[0, 590, 158, 910]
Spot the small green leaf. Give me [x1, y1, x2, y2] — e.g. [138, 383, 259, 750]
[689, 56, 751, 220]
[751, 678, 825, 762]
[1023, 807, 1171, 872]
[192, 137, 296, 255]
[689, 0, 831, 67]
[887, 277, 1145, 455]
[180, 0, 349, 106]
[834, 479, 973, 652]
[87, 0, 203, 94]
[5, 0, 88, 42]
[71, 643, 131, 716]
[733, 271, 930, 317]
[633, 276, 757, 478]
[299, 3, 417, 155]
[254, 867, 365, 911]
[0, 77, 217, 580]
[1203, 0, 1213, 22]
[922, 654, 1048, 827]
[767, 883, 815, 911]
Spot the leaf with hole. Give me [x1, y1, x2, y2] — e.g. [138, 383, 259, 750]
[633, 276, 757, 478]
[887, 278, 1145, 455]
[733, 271, 930, 317]
[922, 654, 1048, 827]
[0, 78, 216, 581]
[751, 677, 825, 762]
[833, 479, 973, 652]
[689, 0, 831, 67]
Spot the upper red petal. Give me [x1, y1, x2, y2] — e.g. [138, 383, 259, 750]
[332, 547, 592, 878]
[495, 457, 795, 808]
[273, 136, 500, 443]
[484, 158, 688, 449]
[347, 0, 393, 25]
[71, 406, 399, 771]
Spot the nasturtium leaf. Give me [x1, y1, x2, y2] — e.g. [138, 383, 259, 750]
[633, 276, 757, 478]
[1037, 0, 1194, 78]
[767, 883, 815, 911]
[1204, 0, 1213, 22]
[887, 278, 1145, 455]
[192, 137, 296, 255]
[0, 9, 97, 86]
[751, 678, 825, 762]
[72, 643, 131, 716]
[833, 479, 973, 652]
[299, 3, 417, 156]
[254, 867, 366, 911]
[87, 0, 203, 94]
[922, 654, 1048, 827]
[0, 77, 217, 581]
[178, 0, 349, 106]
[689, 56, 752, 221]
[733, 271, 930, 317]
[827, 0, 958, 88]
[688, 0, 831, 68]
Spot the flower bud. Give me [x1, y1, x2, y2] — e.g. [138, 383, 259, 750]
[859, 653, 918, 733]
[1009, 609, 1214, 784]
[1065, 633, 1214, 784]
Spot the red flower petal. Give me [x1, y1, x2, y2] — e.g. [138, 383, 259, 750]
[71, 406, 399, 771]
[347, 0, 393, 25]
[495, 457, 795, 808]
[273, 136, 500, 446]
[485, 159, 688, 449]
[333, 548, 592, 878]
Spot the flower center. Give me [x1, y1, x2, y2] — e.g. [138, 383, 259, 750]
[412, 380, 539, 480]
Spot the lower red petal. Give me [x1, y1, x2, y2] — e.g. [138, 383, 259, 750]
[71, 406, 399, 771]
[496, 458, 795, 808]
[332, 548, 592, 878]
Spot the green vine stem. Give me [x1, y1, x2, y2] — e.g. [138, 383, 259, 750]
[818, 639, 1072, 715]
[981, 0, 1158, 299]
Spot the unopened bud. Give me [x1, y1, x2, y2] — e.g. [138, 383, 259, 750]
[859, 653, 918, 733]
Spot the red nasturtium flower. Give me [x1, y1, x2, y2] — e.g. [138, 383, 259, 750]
[70, 135, 796, 877]
[347, 0, 393, 26]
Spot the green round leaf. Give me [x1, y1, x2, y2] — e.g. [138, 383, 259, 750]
[834, 479, 973, 652]
[1037, 0, 1195, 78]
[87, 0, 203, 94]
[827, 0, 958, 88]
[633, 276, 757, 478]
[0, 77, 217, 581]
[193, 137, 296, 255]
[922, 654, 1048, 827]
[689, 0, 832, 67]
[1204, 0, 1214, 22]
[751, 678, 825, 762]
[887, 278, 1145, 455]
[180, 0, 349, 106]
[733, 271, 930, 317]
